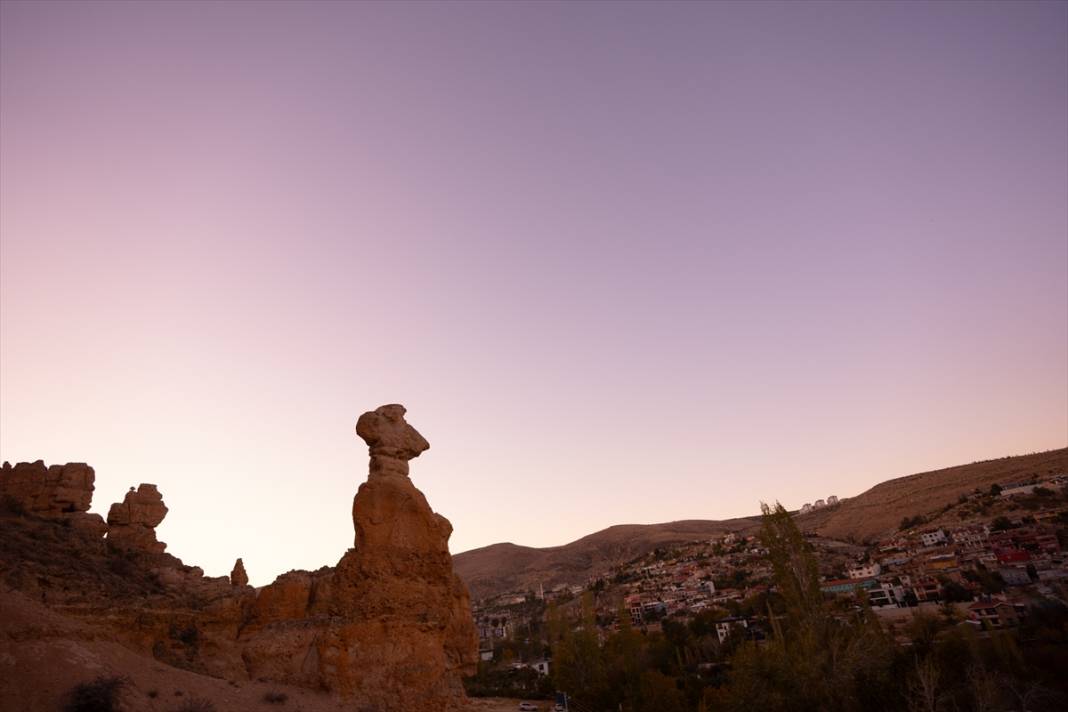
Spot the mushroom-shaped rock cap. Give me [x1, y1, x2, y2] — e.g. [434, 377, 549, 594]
[356, 404, 429, 479]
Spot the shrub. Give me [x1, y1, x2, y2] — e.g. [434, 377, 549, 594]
[991, 516, 1013, 532]
[900, 515, 926, 531]
[64, 676, 127, 712]
[263, 691, 288, 704]
[172, 698, 216, 712]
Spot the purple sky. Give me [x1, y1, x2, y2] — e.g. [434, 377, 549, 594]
[2, 1, 1066, 586]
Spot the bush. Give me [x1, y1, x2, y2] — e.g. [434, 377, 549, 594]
[991, 516, 1013, 531]
[900, 515, 926, 531]
[263, 691, 288, 704]
[172, 698, 216, 712]
[64, 676, 127, 712]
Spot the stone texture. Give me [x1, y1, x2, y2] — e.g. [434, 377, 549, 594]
[230, 558, 249, 587]
[239, 404, 478, 710]
[106, 484, 168, 553]
[0, 461, 108, 537]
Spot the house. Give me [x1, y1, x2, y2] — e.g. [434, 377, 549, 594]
[800, 503, 813, 514]
[999, 480, 1063, 498]
[847, 562, 882, 579]
[925, 553, 958, 572]
[714, 616, 750, 644]
[968, 600, 1020, 628]
[867, 582, 905, 608]
[920, 529, 947, 547]
[476, 613, 513, 640]
[625, 594, 643, 626]
[999, 567, 1032, 586]
[827, 495, 839, 506]
[951, 525, 989, 551]
[821, 578, 877, 595]
[814, 499, 826, 509]
[995, 548, 1031, 565]
[531, 660, 550, 676]
[908, 576, 942, 602]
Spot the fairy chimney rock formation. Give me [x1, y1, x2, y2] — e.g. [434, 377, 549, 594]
[106, 483, 168, 553]
[239, 404, 478, 711]
[230, 558, 249, 587]
[0, 461, 107, 537]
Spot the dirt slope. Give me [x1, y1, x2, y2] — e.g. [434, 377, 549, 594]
[799, 448, 1068, 542]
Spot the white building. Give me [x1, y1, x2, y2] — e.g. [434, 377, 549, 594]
[714, 617, 749, 643]
[847, 562, 882, 579]
[813, 499, 826, 509]
[867, 582, 905, 608]
[827, 495, 839, 506]
[920, 529, 947, 547]
[952, 525, 989, 551]
[800, 503, 813, 514]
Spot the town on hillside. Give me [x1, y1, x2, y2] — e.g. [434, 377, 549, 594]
[464, 471, 1068, 701]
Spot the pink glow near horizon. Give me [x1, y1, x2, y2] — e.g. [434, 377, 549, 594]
[1, 1, 1065, 585]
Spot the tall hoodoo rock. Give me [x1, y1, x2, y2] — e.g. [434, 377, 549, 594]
[106, 484, 168, 553]
[0, 461, 107, 537]
[240, 404, 478, 711]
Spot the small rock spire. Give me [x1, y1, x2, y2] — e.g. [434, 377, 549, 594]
[231, 558, 249, 587]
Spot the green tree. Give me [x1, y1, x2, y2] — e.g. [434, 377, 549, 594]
[723, 503, 893, 712]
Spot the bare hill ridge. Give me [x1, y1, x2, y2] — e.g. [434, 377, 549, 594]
[454, 448, 1067, 599]
[455, 519, 761, 600]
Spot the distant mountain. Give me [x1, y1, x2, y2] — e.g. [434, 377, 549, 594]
[453, 448, 1067, 600]
[454, 519, 761, 601]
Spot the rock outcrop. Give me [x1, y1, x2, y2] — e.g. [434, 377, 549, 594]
[0, 460, 107, 537]
[106, 484, 168, 553]
[230, 558, 249, 587]
[240, 404, 478, 710]
[0, 405, 477, 710]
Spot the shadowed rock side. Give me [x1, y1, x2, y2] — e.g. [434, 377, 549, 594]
[238, 404, 478, 710]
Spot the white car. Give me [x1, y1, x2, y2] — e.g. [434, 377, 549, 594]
[518, 704, 538, 711]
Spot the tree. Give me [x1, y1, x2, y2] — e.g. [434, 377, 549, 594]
[723, 503, 893, 712]
[990, 516, 1013, 532]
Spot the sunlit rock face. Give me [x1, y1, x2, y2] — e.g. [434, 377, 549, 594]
[106, 483, 169, 553]
[0, 460, 107, 537]
[240, 404, 478, 710]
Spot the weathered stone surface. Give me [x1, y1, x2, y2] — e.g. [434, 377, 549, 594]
[65, 511, 109, 538]
[230, 558, 249, 587]
[0, 460, 98, 517]
[240, 404, 478, 710]
[106, 484, 168, 553]
[355, 403, 430, 479]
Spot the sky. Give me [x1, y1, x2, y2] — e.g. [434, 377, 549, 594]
[1, 1, 1065, 586]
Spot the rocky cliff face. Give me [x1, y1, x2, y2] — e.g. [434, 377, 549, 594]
[0, 405, 477, 711]
[0, 460, 107, 537]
